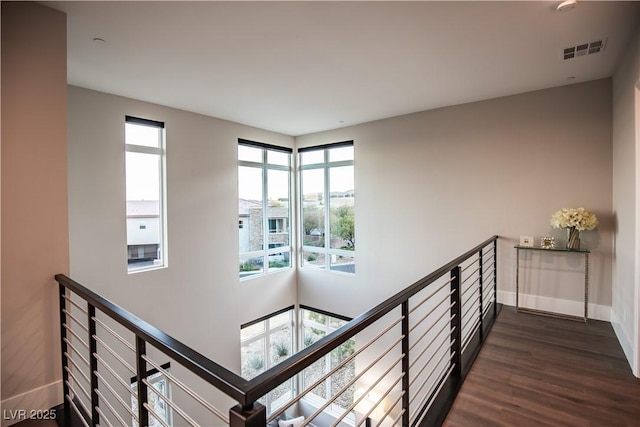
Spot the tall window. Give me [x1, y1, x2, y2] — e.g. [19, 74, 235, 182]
[241, 308, 295, 413]
[299, 142, 355, 273]
[301, 307, 355, 417]
[238, 139, 292, 279]
[131, 363, 172, 427]
[125, 116, 167, 273]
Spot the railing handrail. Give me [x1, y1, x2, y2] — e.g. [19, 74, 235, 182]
[54, 274, 250, 404]
[56, 235, 498, 408]
[243, 235, 499, 402]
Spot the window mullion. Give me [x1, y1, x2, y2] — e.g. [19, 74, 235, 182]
[125, 144, 161, 155]
[240, 330, 267, 346]
[324, 153, 331, 269]
[158, 148, 166, 268]
[326, 160, 353, 168]
[265, 318, 271, 369]
[325, 352, 332, 398]
[262, 161, 269, 272]
[297, 161, 303, 269]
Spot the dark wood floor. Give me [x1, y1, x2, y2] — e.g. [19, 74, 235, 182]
[444, 307, 640, 427]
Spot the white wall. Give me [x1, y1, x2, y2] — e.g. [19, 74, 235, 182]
[67, 86, 297, 381]
[68, 78, 623, 401]
[1, 3, 68, 424]
[296, 80, 614, 322]
[612, 24, 640, 377]
[636, 81, 640, 377]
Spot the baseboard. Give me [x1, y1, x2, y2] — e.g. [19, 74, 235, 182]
[497, 291, 611, 321]
[610, 309, 635, 373]
[0, 381, 63, 427]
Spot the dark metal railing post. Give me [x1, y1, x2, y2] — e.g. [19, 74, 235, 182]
[88, 304, 99, 426]
[478, 250, 484, 338]
[451, 266, 462, 379]
[136, 337, 149, 427]
[229, 403, 266, 427]
[401, 301, 410, 427]
[493, 239, 498, 317]
[59, 284, 71, 424]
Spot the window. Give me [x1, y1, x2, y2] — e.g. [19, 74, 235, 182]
[269, 218, 286, 233]
[241, 307, 295, 413]
[299, 142, 355, 273]
[301, 307, 356, 417]
[131, 363, 172, 427]
[238, 140, 292, 278]
[125, 116, 167, 273]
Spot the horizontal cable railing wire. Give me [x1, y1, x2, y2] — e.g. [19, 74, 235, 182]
[57, 278, 244, 427]
[57, 275, 249, 403]
[243, 236, 498, 402]
[57, 235, 498, 427]
[241, 236, 498, 426]
[142, 355, 230, 424]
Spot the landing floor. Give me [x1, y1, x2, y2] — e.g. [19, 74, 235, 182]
[444, 307, 640, 427]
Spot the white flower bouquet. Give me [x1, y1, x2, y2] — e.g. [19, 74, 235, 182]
[550, 207, 599, 231]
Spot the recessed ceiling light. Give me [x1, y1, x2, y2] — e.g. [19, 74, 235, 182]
[557, 0, 577, 12]
[92, 37, 106, 43]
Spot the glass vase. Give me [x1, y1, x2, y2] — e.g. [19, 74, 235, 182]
[566, 226, 580, 250]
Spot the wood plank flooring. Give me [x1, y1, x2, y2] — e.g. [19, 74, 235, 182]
[444, 307, 640, 427]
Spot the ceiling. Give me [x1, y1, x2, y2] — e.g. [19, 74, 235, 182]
[45, 1, 640, 136]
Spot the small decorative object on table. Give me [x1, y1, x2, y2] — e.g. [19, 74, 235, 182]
[520, 235, 534, 247]
[540, 236, 555, 249]
[550, 207, 598, 250]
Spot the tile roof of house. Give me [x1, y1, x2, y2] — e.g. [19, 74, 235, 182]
[239, 199, 290, 217]
[239, 198, 261, 216]
[127, 200, 160, 217]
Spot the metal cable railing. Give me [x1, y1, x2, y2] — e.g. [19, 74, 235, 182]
[56, 235, 498, 427]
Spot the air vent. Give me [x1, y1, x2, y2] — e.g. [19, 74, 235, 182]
[563, 39, 606, 60]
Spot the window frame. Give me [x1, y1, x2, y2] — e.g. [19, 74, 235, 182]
[130, 362, 172, 427]
[125, 115, 167, 274]
[299, 306, 356, 423]
[298, 141, 355, 274]
[238, 139, 293, 279]
[240, 306, 296, 414]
